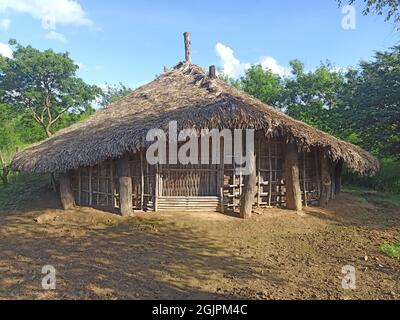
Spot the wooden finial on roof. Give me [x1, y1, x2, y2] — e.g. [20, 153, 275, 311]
[183, 32, 191, 63]
[209, 65, 216, 79]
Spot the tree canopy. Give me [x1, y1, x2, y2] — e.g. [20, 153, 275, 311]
[0, 40, 101, 137]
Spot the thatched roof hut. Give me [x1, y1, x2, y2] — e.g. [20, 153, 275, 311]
[12, 62, 378, 175]
[11, 33, 378, 217]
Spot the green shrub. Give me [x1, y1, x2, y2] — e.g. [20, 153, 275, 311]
[343, 158, 400, 194]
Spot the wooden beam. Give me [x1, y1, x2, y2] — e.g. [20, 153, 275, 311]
[284, 143, 302, 211]
[218, 140, 225, 213]
[239, 151, 256, 219]
[60, 171, 75, 210]
[335, 161, 343, 195]
[117, 154, 132, 216]
[319, 153, 332, 207]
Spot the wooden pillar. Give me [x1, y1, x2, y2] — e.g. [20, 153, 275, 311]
[319, 153, 332, 207]
[284, 143, 302, 211]
[60, 171, 75, 210]
[335, 161, 343, 195]
[154, 164, 159, 212]
[183, 32, 191, 63]
[240, 151, 256, 219]
[218, 140, 225, 213]
[117, 154, 132, 216]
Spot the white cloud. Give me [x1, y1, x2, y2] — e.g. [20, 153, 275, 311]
[216, 42, 250, 78]
[0, 18, 11, 31]
[0, 42, 12, 58]
[216, 42, 289, 78]
[259, 56, 290, 77]
[45, 30, 67, 43]
[0, 0, 93, 29]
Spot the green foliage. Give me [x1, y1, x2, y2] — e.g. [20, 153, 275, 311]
[381, 241, 400, 260]
[239, 65, 284, 106]
[0, 40, 101, 137]
[100, 83, 133, 107]
[282, 60, 348, 136]
[343, 158, 400, 194]
[338, 0, 400, 29]
[344, 46, 400, 159]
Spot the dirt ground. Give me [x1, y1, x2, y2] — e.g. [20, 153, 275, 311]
[0, 187, 399, 300]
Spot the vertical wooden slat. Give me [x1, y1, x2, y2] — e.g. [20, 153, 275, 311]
[219, 140, 225, 213]
[257, 138, 261, 207]
[154, 164, 159, 212]
[89, 166, 92, 206]
[314, 149, 321, 198]
[303, 151, 308, 207]
[78, 168, 81, 204]
[97, 164, 100, 205]
[268, 140, 273, 206]
[110, 161, 115, 208]
[140, 150, 145, 210]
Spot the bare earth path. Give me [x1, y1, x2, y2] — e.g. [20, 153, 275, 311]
[0, 188, 399, 300]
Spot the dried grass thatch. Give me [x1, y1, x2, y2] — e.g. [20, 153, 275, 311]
[11, 62, 379, 176]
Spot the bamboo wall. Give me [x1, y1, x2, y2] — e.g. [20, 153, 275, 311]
[70, 135, 336, 213]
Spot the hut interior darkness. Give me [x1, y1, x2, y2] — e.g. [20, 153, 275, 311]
[11, 33, 379, 218]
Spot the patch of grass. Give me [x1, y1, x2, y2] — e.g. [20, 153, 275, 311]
[342, 185, 369, 203]
[342, 185, 400, 208]
[0, 173, 50, 212]
[381, 241, 400, 260]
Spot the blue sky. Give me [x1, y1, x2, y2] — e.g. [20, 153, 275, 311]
[0, 0, 398, 88]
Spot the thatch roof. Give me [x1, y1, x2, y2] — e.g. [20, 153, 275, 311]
[11, 62, 379, 176]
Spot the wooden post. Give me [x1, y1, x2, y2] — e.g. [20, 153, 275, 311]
[154, 164, 159, 212]
[110, 161, 115, 208]
[319, 154, 332, 207]
[78, 168, 81, 204]
[240, 151, 256, 219]
[60, 172, 75, 210]
[303, 151, 308, 207]
[334, 161, 343, 195]
[218, 140, 225, 213]
[117, 154, 132, 216]
[209, 65, 216, 79]
[140, 150, 145, 211]
[314, 149, 321, 198]
[268, 140, 272, 206]
[284, 143, 302, 211]
[257, 139, 261, 207]
[88, 167, 92, 205]
[183, 32, 191, 63]
[330, 166, 336, 200]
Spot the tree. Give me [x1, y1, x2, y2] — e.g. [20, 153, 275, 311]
[239, 65, 284, 107]
[344, 46, 400, 158]
[0, 40, 101, 138]
[100, 83, 132, 107]
[338, 0, 400, 29]
[282, 60, 347, 136]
